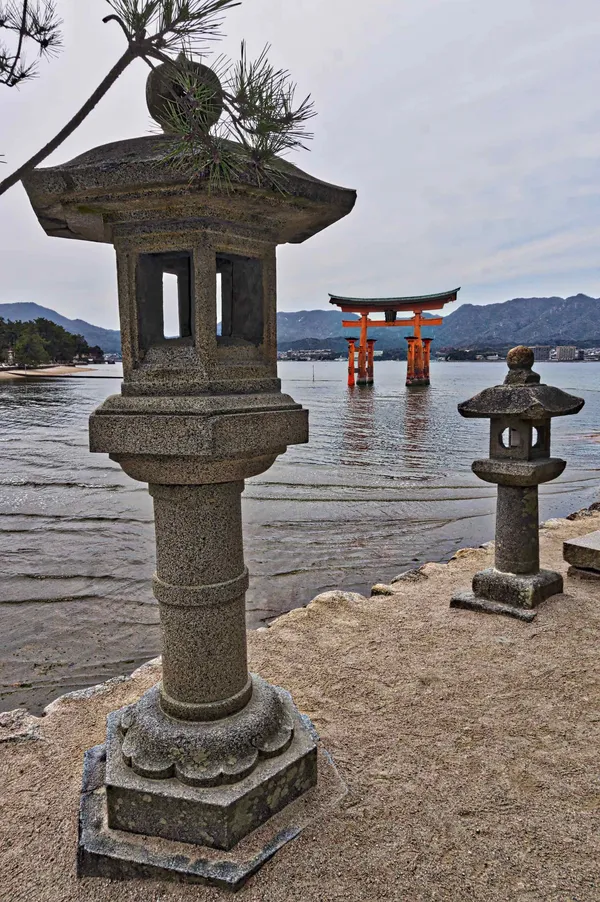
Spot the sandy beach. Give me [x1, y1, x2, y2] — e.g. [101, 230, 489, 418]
[0, 366, 94, 380]
[1, 508, 599, 901]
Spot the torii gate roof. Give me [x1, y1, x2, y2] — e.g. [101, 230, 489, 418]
[329, 288, 460, 312]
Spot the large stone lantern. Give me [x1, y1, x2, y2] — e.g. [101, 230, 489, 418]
[451, 346, 584, 621]
[23, 63, 355, 887]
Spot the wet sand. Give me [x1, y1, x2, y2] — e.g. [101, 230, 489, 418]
[1, 510, 599, 901]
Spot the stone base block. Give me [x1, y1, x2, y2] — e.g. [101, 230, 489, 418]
[78, 741, 346, 892]
[105, 688, 317, 851]
[563, 531, 600, 572]
[406, 379, 430, 387]
[450, 591, 537, 622]
[471, 567, 563, 609]
[451, 567, 564, 621]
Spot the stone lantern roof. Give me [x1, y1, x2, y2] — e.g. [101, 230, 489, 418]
[22, 135, 356, 246]
[458, 346, 584, 420]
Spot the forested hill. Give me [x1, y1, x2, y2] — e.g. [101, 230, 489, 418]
[0, 303, 121, 354]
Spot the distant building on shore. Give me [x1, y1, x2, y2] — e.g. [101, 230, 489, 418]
[532, 345, 552, 361]
[278, 349, 337, 361]
[556, 346, 578, 361]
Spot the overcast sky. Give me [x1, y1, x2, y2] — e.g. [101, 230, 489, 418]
[2, 0, 600, 329]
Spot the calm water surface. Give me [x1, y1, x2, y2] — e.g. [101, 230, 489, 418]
[1, 360, 599, 713]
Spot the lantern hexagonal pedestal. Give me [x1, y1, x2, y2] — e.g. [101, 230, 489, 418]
[24, 61, 356, 888]
[450, 346, 584, 622]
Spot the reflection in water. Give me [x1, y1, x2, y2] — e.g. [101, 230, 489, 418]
[340, 385, 376, 463]
[402, 387, 433, 470]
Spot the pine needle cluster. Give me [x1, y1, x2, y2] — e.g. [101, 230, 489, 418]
[0, 0, 316, 196]
[0, 0, 61, 87]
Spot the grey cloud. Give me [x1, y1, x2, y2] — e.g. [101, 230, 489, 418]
[1, 0, 600, 328]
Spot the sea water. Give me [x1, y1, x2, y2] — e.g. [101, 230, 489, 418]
[1, 360, 598, 712]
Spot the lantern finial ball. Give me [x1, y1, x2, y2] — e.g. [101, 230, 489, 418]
[507, 345, 534, 370]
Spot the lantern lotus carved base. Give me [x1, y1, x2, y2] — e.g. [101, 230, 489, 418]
[116, 678, 295, 787]
[101, 682, 317, 852]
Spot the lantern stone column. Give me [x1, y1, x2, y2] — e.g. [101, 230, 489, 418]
[451, 346, 584, 621]
[150, 481, 250, 721]
[23, 58, 356, 888]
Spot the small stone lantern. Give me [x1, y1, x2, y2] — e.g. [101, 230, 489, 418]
[23, 62, 355, 887]
[451, 346, 584, 621]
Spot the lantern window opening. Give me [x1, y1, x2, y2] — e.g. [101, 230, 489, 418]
[216, 252, 264, 348]
[162, 272, 180, 338]
[136, 250, 194, 351]
[500, 427, 522, 449]
[216, 272, 223, 337]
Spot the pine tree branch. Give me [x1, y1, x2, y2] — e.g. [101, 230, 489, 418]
[4, 0, 28, 86]
[0, 46, 134, 196]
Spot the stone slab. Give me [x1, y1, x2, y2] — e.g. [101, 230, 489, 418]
[450, 592, 537, 622]
[78, 741, 347, 892]
[567, 565, 600, 581]
[563, 530, 600, 572]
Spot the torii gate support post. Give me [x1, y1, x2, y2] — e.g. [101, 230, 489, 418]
[405, 336, 417, 385]
[422, 338, 432, 384]
[367, 339, 376, 384]
[357, 313, 369, 385]
[346, 337, 357, 387]
[414, 341, 425, 383]
[406, 312, 429, 387]
[413, 312, 424, 384]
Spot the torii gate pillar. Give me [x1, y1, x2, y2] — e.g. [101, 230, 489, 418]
[346, 337, 357, 387]
[357, 314, 369, 385]
[367, 339, 376, 384]
[423, 338, 432, 383]
[406, 336, 430, 387]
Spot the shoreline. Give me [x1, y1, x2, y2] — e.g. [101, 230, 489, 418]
[2, 498, 599, 717]
[5, 502, 598, 722]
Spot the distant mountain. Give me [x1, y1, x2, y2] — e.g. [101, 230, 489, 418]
[436, 294, 600, 348]
[277, 310, 357, 343]
[0, 303, 121, 354]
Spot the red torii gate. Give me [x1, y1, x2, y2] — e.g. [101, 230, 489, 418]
[329, 289, 460, 387]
